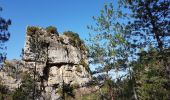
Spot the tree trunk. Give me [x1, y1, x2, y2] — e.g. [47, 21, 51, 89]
[133, 83, 138, 100]
[146, 5, 163, 50]
[128, 67, 138, 100]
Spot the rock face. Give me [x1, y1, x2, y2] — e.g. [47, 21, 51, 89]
[0, 60, 24, 91]
[0, 26, 91, 99]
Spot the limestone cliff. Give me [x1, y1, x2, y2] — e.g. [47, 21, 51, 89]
[0, 26, 91, 99]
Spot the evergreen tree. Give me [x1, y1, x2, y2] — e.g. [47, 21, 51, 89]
[87, 1, 130, 99]
[133, 48, 170, 99]
[124, 0, 170, 50]
[88, 0, 170, 99]
[0, 6, 11, 65]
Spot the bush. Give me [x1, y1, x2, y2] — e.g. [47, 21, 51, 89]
[46, 26, 59, 36]
[63, 31, 88, 53]
[63, 31, 79, 39]
[63, 31, 81, 46]
[57, 84, 75, 100]
[27, 26, 39, 35]
[0, 83, 12, 100]
[12, 73, 40, 100]
[12, 88, 28, 100]
[58, 37, 64, 43]
[71, 83, 79, 89]
[0, 84, 8, 95]
[80, 59, 91, 73]
[75, 65, 82, 73]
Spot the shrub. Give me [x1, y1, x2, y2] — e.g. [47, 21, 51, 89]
[63, 31, 88, 53]
[56, 87, 63, 95]
[27, 26, 39, 35]
[80, 59, 91, 73]
[63, 31, 79, 39]
[57, 84, 75, 99]
[0, 84, 8, 95]
[58, 37, 64, 43]
[12, 73, 39, 100]
[63, 31, 81, 46]
[80, 42, 88, 53]
[75, 65, 82, 73]
[71, 83, 79, 89]
[46, 26, 59, 36]
[12, 88, 28, 100]
[0, 82, 12, 100]
[3, 60, 10, 69]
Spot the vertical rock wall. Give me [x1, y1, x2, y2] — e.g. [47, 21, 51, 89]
[23, 27, 91, 99]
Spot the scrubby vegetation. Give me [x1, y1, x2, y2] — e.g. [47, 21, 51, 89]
[27, 26, 39, 35]
[27, 26, 59, 36]
[13, 73, 34, 100]
[87, 0, 170, 99]
[58, 36, 64, 43]
[75, 65, 82, 73]
[46, 26, 59, 36]
[63, 31, 88, 52]
[0, 82, 12, 100]
[1, 0, 170, 99]
[132, 48, 170, 99]
[0, 72, 40, 100]
[80, 59, 91, 73]
[81, 84, 108, 100]
[57, 84, 75, 100]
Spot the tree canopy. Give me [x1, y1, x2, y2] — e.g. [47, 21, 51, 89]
[0, 6, 11, 65]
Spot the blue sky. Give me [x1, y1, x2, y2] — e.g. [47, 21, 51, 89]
[1, 0, 112, 60]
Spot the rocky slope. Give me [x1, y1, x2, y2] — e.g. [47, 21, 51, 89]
[0, 26, 92, 99]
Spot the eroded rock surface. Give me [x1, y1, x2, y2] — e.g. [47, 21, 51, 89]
[0, 26, 91, 100]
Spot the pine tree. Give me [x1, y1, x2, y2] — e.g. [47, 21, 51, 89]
[0, 6, 11, 65]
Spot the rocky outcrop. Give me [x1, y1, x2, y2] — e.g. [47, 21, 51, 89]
[0, 60, 24, 91]
[0, 26, 91, 99]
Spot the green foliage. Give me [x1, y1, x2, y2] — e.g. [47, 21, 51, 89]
[3, 61, 18, 79]
[87, 0, 129, 76]
[12, 73, 40, 100]
[114, 78, 134, 100]
[3, 60, 10, 68]
[63, 31, 80, 46]
[56, 87, 63, 95]
[81, 92, 100, 100]
[80, 59, 91, 73]
[57, 84, 75, 100]
[58, 36, 64, 43]
[0, 74, 12, 99]
[133, 48, 170, 100]
[27, 26, 39, 35]
[63, 31, 90, 72]
[63, 31, 88, 52]
[88, 0, 170, 100]
[12, 88, 29, 100]
[46, 26, 59, 35]
[125, 0, 170, 49]
[27, 26, 48, 61]
[0, 6, 11, 64]
[71, 83, 79, 89]
[76, 65, 82, 73]
[13, 73, 33, 100]
[81, 81, 112, 100]
[0, 84, 10, 100]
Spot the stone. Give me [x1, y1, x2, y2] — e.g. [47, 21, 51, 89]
[0, 26, 91, 99]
